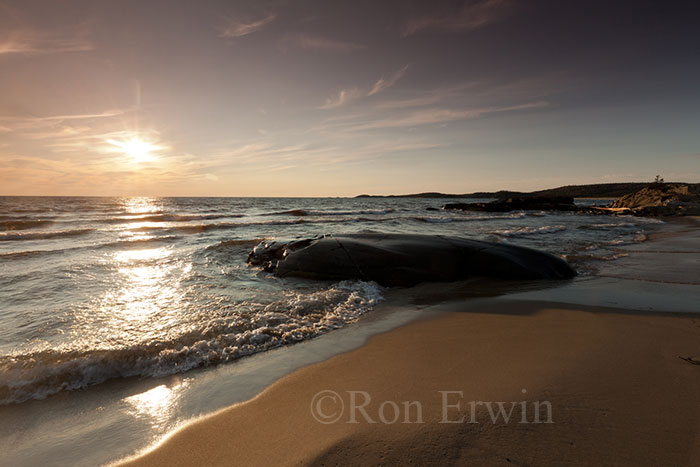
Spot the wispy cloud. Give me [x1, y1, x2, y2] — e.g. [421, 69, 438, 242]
[0, 109, 127, 134]
[319, 65, 410, 110]
[374, 82, 480, 110]
[210, 138, 444, 172]
[25, 110, 124, 123]
[368, 65, 410, 96]
[318, 88, 364, 110]
[342, 101, 550, 131]
[219, 13, 276, 38]
[281, 34, 365, 52]
[0, 31, 94, 55]
[402, 0, 510, 36]
[0, 108, 174, 169]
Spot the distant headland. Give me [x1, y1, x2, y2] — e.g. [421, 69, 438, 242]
[355, 182, 699, 199]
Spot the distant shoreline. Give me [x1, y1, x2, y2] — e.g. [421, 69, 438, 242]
[355, 182, 700, 200]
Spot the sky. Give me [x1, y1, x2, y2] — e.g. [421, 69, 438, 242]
[1, 0, 699, 197]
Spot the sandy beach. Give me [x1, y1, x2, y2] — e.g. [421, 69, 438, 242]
[4, 3, 700, 465]
[118, 220, 700, 467]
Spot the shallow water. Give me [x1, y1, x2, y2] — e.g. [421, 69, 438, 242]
[0, 196, 661, 405]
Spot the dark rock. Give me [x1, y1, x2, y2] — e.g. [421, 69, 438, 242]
[248, 234, 576, 287]
[444, 196, 577, 212]
[606, 184, 700, 216]
[443, 202, 511, 212]
[426, 207, 440, 211]
[679, 356, 700, 366]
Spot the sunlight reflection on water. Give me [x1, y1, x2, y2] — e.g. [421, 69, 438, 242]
[124, 381, 189, 429]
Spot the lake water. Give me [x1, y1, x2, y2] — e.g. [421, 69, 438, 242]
[0, 196, 661, 406]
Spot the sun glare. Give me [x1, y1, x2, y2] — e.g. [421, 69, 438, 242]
[107, 137, 163, 162]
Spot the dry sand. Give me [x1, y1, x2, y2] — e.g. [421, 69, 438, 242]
[118, 299, 700, 466]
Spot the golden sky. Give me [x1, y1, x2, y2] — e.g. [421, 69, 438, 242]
[1, 0, 699, 196]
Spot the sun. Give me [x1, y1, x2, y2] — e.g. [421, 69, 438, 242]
[107, 137, 163, 162]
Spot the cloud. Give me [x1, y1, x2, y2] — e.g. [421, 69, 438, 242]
[0, 109, 127, 134]
[0, 108, 174, 171]
[346, 101, 549, 131]
[318, 88, 364, 110]
[281, 34, 365, 51]
[319, 65, 409, 110]
[374, 82, 480, 110]
[368, 65, 410, 96]
[26, 110, 125, 122]
[357, 141, 446, 154]
[210, 137, 444, 172]
[402, 0, 510, 36]
[210, 142, 346, 172]
[219, 13, 276, 38]
[0, 32, 94, 55]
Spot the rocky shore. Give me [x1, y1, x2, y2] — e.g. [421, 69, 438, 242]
[606, 183, 700, 216]
[442, 184, 700, 217]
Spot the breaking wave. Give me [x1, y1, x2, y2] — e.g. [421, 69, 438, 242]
[0, 280, 383, 405]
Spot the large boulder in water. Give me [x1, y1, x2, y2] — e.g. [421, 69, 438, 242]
[248, 233, 576, 286]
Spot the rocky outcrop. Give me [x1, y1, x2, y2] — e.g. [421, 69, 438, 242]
[606, 184, 700, 216]
[248, 234, 576, 286]
[443, 196, 577, 212]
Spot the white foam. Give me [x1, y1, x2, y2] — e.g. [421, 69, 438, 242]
[0, 281, 384, 405]
[492, 225, 567, 237]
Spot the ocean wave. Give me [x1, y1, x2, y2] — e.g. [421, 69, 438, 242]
[0, 228, 95, 242]
[263, 209, 309, 216]
[0, 214, 58, 221]
[413, 213, 526, 223]
[128, 217, 405, 234]
[204, 238, 264, 251]
[453, 211, 528, 218]
[1, 208, 53, 214]
[0, 280, 383, 405]
[117, 213, 544, 236]
[127, 222, 276, 234]
[415, 217, 454, 223]
[491, 225, 567, 237]
[0, 219, 54, 231]
[101, 213, 243, 224]
[577, 222, 637, 230]
[582, 234, 647, 250]
[101, 236, 182, 249]
[564, 252, 630, 262]
[0, 249, 67, 260]
[0, 236, 180, 260]
[263, 208, 395, 217]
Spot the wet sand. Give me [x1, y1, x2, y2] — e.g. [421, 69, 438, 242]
[117, 219, 700, 467]
[117, 300, 700, 467]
